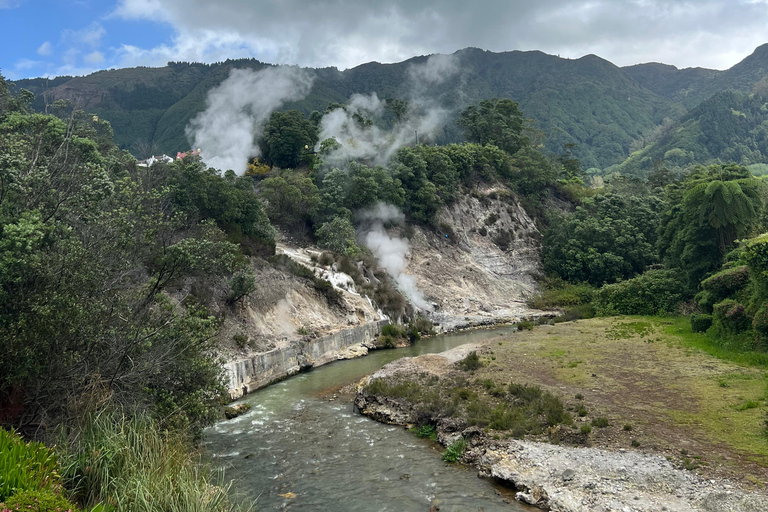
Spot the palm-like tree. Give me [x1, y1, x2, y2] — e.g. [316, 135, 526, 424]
[684, 178, 765, 254]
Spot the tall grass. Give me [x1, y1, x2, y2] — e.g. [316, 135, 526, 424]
[661, 316, 768, 369]
[59, 412, 250, 512]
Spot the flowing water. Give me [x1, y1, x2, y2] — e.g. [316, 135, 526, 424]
[204, 326, 532, 511]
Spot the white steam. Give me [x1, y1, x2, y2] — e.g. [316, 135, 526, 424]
[187, 66, 313, 174]
[359, 203, 431, 311]
[317, 53, 460, 166]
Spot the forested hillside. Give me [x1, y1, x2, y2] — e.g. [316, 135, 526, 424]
[618, 90, 768, 175]
[6, 48, 685, 170]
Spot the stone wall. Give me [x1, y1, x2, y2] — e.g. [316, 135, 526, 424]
[225, 321, 385, 398]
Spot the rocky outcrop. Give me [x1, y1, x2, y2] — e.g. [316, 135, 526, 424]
[407, 186, 544, 331]
[478, 441, 767, 512]
[225, 320, 385, 398]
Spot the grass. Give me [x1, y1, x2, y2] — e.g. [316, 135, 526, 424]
[59, 411, 249, 512]
[466, 316, 768, 482]
[660, 317, 768, 369]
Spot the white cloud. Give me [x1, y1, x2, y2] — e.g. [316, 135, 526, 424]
[0, 0, 23, 8]
[36, 41, 52, 56]
[14, 58, 42, 71]
[110, 0, 169, 21]
[107, 0, 768, 71]
[84, 51, 105, 64]
[62, 22, 105, 49]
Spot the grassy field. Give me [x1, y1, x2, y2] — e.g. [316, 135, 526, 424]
[476, 316, 768, 486]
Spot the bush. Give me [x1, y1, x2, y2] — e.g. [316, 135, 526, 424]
[593, 269, 685, 316]
[700, 266, 750, 299]
[412, 425, 437, 441]
[458, 351, 482, 371]
[410, 315, 435, 336]
[3, 489, 80, 512]
[690, 314, 713, 333]
[315, 216, 361, 256]
[441, 438, 466, 463]
[580, 424, 592, 435]
[694, 289, 717, 313]
[752, 303, 768, 350]
[528, 281, 595, 309]
[516, 321, 534, 331]
[508, 383, 543, 403]
[0, 428, 60, 502]
[713, 299, 751, 334]
[592, 417, 610, 428]
[381, 324, 403, 338]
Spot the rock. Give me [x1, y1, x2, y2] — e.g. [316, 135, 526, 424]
[562, 469, 577, 482]
[223, 403, 251, 419]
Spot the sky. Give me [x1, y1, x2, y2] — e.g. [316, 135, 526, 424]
[2, 0, 768, 80]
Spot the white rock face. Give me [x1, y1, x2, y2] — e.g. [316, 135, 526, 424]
[406, 185, 545, 330]
[482, 441, 768, 512]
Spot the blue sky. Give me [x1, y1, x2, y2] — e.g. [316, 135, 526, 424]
[0, 1, 174, 79]
[3, 0, 768, 80]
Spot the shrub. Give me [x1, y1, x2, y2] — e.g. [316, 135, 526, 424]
[712, 299, 751, 333]
[631, 439, 641, 447]
[410, 315, 435, 336]
[508, 383, 543, 403]
[412, 425, 437, 441]
[577, 407, 588, 417]
[580, 425, 592, 435]
[516, 321, 534, 331]
[593, 269, 685, 316]
[0, 428, 60, 502]
[690, 314, 713, 333]
[377, 335, 397, 348]
[753, 303, 768, 350]
[592, 417, 610, 428]
[441, 438, 466, 463]
[528, 280, 595, 310]
[694, 290, 717, 314]
[700, 266, 750, 299]
[458, 351, 482, 371]
[381, 324, 403, 338]
[3, 489, 80, 512]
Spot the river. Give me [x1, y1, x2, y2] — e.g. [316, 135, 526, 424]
[204, 325, 532, 511]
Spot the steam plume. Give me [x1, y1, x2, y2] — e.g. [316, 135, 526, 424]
[359, 203, 431, 311]
[187, 66, 313, 174]
[317, 53, 460, 166]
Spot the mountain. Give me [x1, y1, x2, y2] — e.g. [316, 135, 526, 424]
[617, 90, 768, 175]
[8, 49, 675, 169]
[9, 44, 768, 172]
[623, 43, 768, 108]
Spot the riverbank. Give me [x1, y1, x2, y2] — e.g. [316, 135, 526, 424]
[354, 316, 768, 511]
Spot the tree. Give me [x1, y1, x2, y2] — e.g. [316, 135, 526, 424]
[315, 216, 360, 255]
[0, 105, 267, 437]
[658, 164, 766, 290]
[259, 171, 320, 230]
[456, 98, 528, 156]
[261, 110, 318, 169]
[542, 194, 663, 286]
